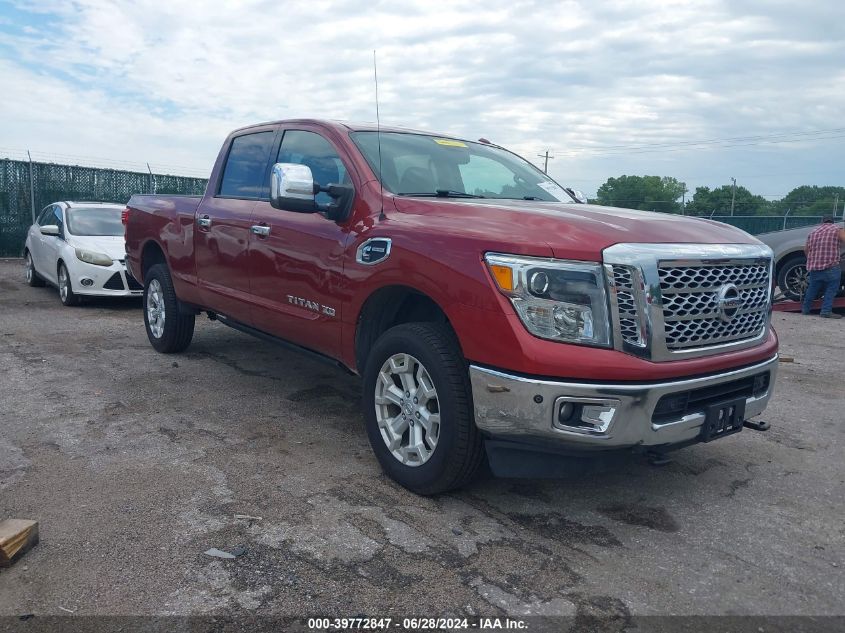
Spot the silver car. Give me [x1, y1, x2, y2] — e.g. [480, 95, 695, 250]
[757, 222, 845, 300]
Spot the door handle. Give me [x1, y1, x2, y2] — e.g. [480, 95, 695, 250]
[197, 215, 211, 228]
[250, 225, 271, 237]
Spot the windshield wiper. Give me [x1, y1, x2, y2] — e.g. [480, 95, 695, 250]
[396, 190, 486, 199]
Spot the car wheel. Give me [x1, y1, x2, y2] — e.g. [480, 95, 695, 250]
[362, 322, 484, 495]
[24, 251, 45, 287]
[143, 264, 195, 353]
[57, 262, 80, 306]
[777, 254, 808, 302]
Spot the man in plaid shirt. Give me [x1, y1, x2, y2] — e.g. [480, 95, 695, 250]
[802, 216, 845, 318]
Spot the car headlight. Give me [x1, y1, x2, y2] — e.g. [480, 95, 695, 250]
[75, 249, 113, 266]
[484, 253, 611, 347]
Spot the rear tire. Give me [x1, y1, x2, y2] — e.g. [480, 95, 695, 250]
[58, 262, 80, 306]
[143, 264, 195, 353]
[24, 251, 45, 287]
[362, 322, 483, 495]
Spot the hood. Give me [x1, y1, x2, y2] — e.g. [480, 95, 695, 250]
[391, 197, 758, 260]
[69, 235, 127, 261]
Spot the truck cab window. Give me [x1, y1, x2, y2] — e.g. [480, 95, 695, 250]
[219, 131, 275, 199]
[277, 131, 350, 205]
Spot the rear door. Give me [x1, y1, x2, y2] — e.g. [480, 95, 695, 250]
[194, 126, 278, 323]
[247, 128, 354, 356]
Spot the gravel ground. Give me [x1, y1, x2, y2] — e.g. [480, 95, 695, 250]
[0, 258, 842, 624]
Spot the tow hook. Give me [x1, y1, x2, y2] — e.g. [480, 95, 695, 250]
[743, 419, 770, 431]
[647, 451, 673, 466]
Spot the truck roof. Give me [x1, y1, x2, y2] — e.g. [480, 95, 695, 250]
[230, 118, 467, 142]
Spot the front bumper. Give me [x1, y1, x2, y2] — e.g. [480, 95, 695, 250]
[470, 354, 778, 450]
[71, 261, 143, 297]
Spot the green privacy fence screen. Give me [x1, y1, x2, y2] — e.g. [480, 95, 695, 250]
[708, 214, 826, 235]
[0, 159, 208, 256]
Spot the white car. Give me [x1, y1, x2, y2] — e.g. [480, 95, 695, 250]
[23, 201, 142, 306]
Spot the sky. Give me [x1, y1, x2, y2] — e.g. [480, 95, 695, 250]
[1, 0, 843, 201]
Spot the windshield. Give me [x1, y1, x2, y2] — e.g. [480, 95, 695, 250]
[65, 207, 124, 236]
[350, 132, 576, 202]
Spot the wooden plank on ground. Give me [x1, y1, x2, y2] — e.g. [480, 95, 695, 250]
[0, 519, 39, 567]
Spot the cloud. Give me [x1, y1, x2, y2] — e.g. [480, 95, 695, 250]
[1, 0, 843, 197]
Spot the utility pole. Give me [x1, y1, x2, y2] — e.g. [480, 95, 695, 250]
[680, 185, 688, 215]
[537, 150, 553, 174]
[729, 177, 737, 216]
[833, 193, 839, 217]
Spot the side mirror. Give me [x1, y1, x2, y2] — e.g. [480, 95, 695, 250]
[270, 163, 317, 213]
[269, 162, 355, 222]
[40, 224, 60, 236]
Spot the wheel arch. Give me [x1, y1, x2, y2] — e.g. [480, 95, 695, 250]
[140, 239, 168, 282]
[775, 248, 806, 275]
[354, 284, 460, 375]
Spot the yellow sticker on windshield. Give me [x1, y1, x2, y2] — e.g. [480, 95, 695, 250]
[434, 138, 468, 148]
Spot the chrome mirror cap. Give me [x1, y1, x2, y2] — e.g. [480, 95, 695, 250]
[270, 163, 317, 212]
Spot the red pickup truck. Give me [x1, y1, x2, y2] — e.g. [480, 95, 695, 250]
[125, 119, 779, 494]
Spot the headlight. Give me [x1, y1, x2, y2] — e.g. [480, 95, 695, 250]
[485, 253, 611, 347]
[75, 249, 113, 266]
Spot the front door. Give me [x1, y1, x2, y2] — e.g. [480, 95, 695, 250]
[248, 129, 353, 357]
[194, 127, 277, 324]
[30, 205, 55, 278]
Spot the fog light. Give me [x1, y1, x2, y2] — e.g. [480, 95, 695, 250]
[554, 398, 618, 434]
[80, 278, 94, 287]
[557, 401, 580, 424]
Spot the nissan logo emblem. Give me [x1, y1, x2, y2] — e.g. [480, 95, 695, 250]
[716, 283, 744, 322]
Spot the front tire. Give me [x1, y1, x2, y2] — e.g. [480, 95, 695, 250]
[777, 254, 807, 301]
[362, 322, 483, 495]
[58, 262, 80, 306]
[143, 264, 195, 353]
[24, 251, 45, 287]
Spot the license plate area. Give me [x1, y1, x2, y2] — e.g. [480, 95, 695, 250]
[700, 398, 746, 442]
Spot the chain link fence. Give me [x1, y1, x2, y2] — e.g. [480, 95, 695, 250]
[0, 159, 207, 257]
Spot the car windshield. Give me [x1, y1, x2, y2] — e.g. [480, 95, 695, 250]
[350, 131, 576, 202]
[65, 207, 124, 236]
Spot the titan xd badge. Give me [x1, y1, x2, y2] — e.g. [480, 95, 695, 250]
[287, 295, 336, 317]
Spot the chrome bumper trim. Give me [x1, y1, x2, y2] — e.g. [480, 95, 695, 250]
[469, 355, 778, 449]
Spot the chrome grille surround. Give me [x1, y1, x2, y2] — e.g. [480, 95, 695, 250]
[604, 243, 774, 361]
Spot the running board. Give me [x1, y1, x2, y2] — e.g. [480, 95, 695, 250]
[213, 314, 355, 375]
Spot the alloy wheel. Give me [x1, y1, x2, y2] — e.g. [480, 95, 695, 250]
[146, 279, 166, 339]
[25, 254, 33, 283]
[58, 266, 68, 302]
[374, 353, 441, 466]
[784, 263, 808, 299]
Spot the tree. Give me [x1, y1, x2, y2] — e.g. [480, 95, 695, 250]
[683, 185, 771, 216]
[595, 175, 686, 214]
[772, 185, 845, 216]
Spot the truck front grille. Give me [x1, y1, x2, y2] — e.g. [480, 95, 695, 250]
[611, 265, 642, 346]
[604, 243, 773, 361]
[659, 263, 771, 349]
